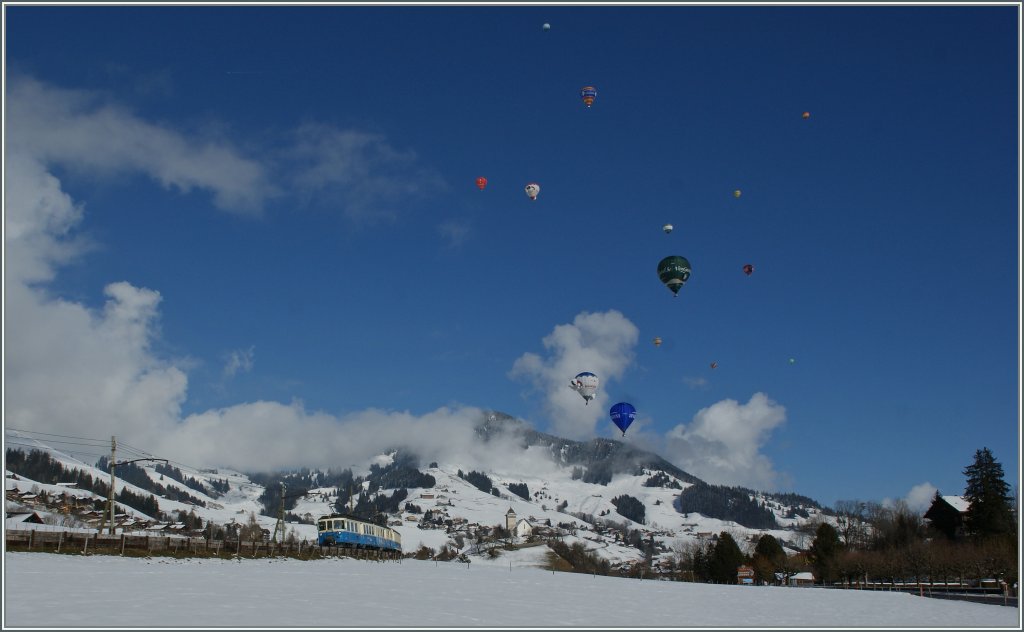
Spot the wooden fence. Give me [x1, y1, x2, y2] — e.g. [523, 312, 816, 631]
[4, 530, 400, 560]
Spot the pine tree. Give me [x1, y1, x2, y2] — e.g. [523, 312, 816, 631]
[808, 522, 842, 584]
[751, 534, 787, 584]
[708, 532, 746, 584]
[963, 447, 1015, 539]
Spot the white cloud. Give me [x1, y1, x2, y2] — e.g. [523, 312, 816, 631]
[664, 393, 787, 489]
[437, 220, 471, 248]
[6, 76, 275, 214]
[223, 346, 256, 378]
[903, 482, 938, 513]
[682, 375, 710, 390]
[287, 123, 445, 222]
[509, 310, 639, 440]
[4, 280, 188, 441]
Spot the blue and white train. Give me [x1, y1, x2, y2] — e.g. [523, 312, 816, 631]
[316, 513, 402, 555]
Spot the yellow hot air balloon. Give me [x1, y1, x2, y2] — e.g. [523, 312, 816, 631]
[733, 190, 742, 198]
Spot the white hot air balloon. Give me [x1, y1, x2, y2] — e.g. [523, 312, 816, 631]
[525, 182, 540, 201]
[569, 372, 599, 405]
[662, 223, 673, 234]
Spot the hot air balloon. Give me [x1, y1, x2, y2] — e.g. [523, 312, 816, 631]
[580, 86, 597, 108]
[653, 337, 662, 348]
[743, 264, 754, 276]
[569, 372, 599, 405]
[525, 182, 540, 201]
[802, 111, 810, 119]
[609, 402, 636, 437]
[710, 361, 718, 369]
[662, 224, 673, 234]
[542, 23, 551, 31]
[657, 255, 691, 297]
[733, 190, 742, 198]
[476, 177, 487, 191]
[788, 357, 796, 365]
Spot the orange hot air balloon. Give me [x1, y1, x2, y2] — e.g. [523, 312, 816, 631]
[653, 337, 662, 348]
[476, 177, 487, 190]
[802, 111, 811, 119]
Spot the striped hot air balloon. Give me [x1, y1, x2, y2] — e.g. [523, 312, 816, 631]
[580, 86, 597, 108]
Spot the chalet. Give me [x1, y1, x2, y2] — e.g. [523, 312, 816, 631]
[789, 571, 815, 586]
[5, 511, 45, 528]
[924, 495, 970, 540]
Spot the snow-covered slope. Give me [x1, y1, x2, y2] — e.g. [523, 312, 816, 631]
[6, 412, 839, 569]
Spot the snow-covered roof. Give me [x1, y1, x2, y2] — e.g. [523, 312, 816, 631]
[942, 495, 970, 512]
[5, 512, 43, 526]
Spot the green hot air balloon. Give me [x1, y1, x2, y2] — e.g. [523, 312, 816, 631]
[657, 256, 691, 296]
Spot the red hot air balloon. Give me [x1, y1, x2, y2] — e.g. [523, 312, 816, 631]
[476, 177, 487, 190]
[743, 264, 754, 276]
[710, 361, 718, 370]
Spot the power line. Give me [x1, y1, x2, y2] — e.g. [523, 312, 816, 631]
[3, 427, 110, 444]
[116, 441, 155, 457]
[4, 441, 109, 460]
[3, 435, 111, 449]
[6, 433, 213, 478]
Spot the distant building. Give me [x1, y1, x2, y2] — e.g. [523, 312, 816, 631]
[789, 571, 815, 586]
[924, 495, 970, 540]
[513, 518, 533, 539]
[5, 511, 45, 528]
[505, 507, 517, 532]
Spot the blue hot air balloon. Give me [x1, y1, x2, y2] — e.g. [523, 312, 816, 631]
[609, 402, 636, 437]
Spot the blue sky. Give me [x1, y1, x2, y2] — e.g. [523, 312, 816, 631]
[4, 3, 1019, 510]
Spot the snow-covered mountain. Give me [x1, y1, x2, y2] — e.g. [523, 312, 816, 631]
[5, 410, 836, 569]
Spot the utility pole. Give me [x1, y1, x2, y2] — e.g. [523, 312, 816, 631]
[272, 482, 287, 544]
[97, 435, 167, 536]
[106, 436, 117, 535]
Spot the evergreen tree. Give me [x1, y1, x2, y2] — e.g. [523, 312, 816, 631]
[808, 522, 842, 584]
[708, 532, 745, 584]
[963, 447, 1015, 540]
[751, 534, 787, 584]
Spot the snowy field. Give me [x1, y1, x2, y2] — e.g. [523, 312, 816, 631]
[3, 552, 1019, 628]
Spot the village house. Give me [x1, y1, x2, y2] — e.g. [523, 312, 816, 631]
[789, 571, 815, 586]
[924, 494, 970, 540]
[5, 511, 45, 529]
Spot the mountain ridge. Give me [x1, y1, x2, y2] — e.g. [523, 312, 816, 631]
[5, 410, 835, 569]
